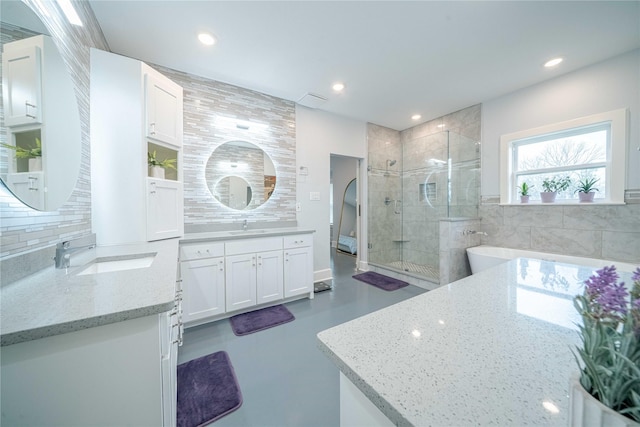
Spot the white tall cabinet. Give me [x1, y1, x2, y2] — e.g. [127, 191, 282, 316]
[90, 48, 184, 245]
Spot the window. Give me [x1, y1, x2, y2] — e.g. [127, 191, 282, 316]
[500, 109, 627, 204]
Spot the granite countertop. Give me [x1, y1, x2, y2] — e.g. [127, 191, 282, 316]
[181, 227, 315, 244]
[0, 239, 179, 346]
[317, 258, 618, 426]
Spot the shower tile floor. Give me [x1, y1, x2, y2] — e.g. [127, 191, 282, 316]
[387, 260, 439, 281]
[177, 252, 427, 426]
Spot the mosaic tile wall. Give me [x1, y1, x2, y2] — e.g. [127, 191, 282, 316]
[0, 1, 108, 264]
[152, 65, 297, 231]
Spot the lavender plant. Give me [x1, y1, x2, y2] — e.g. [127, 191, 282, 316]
[573, 266, 640, 422]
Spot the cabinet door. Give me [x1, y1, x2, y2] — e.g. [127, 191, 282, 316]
[146, 178, 184, 241]
[284, 247, 313, 298]
[256, 250, 283, 304]
[145, 74, 182, 147]
[182, 257, 225, 323]
[6, 172, 45, 210]
[3, 45, 42, 126]
[160, 311, 178, 427]
[225, 253, 257, 312]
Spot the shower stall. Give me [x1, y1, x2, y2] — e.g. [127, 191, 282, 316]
[367, 126, 480, 284]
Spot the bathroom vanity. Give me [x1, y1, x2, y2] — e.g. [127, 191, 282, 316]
[180, 228, 315, 327]
[0, 239, 181, 426]
[317, 258, 612, 426]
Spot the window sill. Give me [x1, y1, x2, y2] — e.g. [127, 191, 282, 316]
[499, 201, 626, 206]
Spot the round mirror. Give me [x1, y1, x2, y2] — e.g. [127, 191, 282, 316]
[0, 1, 81, 211]
[206, 141, 276, 210]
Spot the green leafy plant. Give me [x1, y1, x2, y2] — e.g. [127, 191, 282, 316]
[1, 138, 42, 159]
[518, 182, 533, 196]
[573, 266, 640, 422]
[147, 151, 176, 170]
[542, 175, 572, 193]
[575, 177, 600, 194]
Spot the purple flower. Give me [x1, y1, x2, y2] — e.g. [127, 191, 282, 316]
[597, 281, 629, 318]
[633, 267, 640, 283]
[584, 265, 619, 300]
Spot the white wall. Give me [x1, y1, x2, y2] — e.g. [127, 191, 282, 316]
[482, 49, 640, 195]
[296, 106, 367, 281]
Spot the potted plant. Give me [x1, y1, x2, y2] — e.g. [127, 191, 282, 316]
[575, 177, 599, 203]
[571, 266, 640, 426]
[1, 138, 42, 172]
[147, 151, 176, 179]
[541, 175, 571, 203]
[518, 182, 533, 203]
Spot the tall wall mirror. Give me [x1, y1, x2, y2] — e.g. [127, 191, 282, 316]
[336, 178, 357, 255]
[0, 1, 81, 211]
[205, 140, 276, 210]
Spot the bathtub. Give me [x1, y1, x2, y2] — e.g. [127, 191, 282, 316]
[466, 245, 638, 274]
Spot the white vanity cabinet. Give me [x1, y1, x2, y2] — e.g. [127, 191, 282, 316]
[5, 171, 44, 208]
[180, 242, 226, 323]
[1, 312, 180, 426]
[91, 48, 184, 245]
[180, 232, 314, 327]
[225, 237, 284, 312]
[284, 234, 314, 297]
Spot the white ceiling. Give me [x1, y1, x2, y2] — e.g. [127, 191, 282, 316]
[88, 1, 640, 131]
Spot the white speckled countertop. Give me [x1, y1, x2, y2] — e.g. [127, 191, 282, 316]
[1, 239, 179, 346]
[317, 258, 630, 426]
[181, 227, 315, 244]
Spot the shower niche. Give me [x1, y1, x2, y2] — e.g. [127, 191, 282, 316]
[367, 116, 480, 286]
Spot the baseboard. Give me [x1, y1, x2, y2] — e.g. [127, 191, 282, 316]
[357, 260, 369, 272]
[314, 268, 332, 283]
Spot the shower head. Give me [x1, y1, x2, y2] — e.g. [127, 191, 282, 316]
[386, 159, 397, 167]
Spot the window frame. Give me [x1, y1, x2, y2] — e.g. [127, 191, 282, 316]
[499, 108, 628, 204]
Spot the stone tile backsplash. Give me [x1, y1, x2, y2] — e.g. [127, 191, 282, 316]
[479, 202, 640, 264]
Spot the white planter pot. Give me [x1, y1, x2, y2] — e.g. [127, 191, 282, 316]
[540, 191, 557, 203]
[149, 166, 165, 179]
[569, 377, 640, 427]
[28, 157, 42, 172]
[520, 195, 530, 203]
[578, 191, 596, 202]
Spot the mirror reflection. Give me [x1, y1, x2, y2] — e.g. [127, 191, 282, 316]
[336, 178, 357, 255]
[0, 1, 81, 211]
[206, 141, 276, 210]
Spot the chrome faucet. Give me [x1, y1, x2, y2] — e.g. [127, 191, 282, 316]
[242, 219, 248, 231]
[54, 234, 96, 269]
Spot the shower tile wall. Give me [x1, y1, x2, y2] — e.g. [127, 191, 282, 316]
[367, 104, 481, 283]
[0, 1, 108, 266]
[367, 124, 401, 265]
[151, 65, 297, 230]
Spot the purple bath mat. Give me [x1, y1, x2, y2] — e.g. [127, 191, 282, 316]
[177, 351, 242, 427]
[352, 271, 409, 291]
[229, 304, 295, 336]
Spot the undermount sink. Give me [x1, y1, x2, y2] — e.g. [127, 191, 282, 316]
[77, 254, 156, 276]
[228, 229, 267, 235]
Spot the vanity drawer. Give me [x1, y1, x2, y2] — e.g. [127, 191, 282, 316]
[225, 237, 282, 255]
[180, 242, 224, 261]
[284, 234, 312, 249]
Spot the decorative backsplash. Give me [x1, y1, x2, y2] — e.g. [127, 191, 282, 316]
[152, 65, 297, 231]
[0, 0, 108, 261]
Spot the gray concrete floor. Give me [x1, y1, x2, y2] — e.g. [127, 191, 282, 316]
[178, 251, 427, 427]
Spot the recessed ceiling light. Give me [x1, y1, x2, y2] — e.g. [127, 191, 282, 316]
[198, 32, 216, 46]
[437, 123, 445, 128]
[332, 82, 345, 92]
[544, 57, 563, 68]
[55, 0, 83, 26]
[411, 114, 422, 120]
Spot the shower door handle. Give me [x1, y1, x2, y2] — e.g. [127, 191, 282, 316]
[394, 200, 402, 214]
